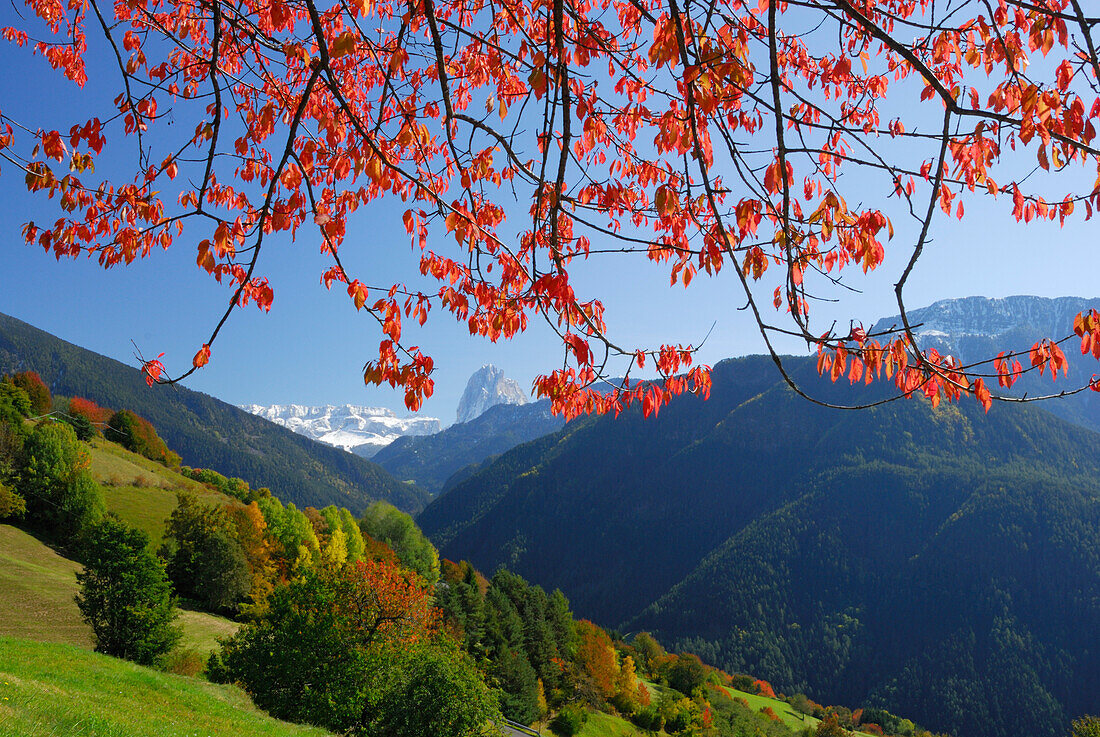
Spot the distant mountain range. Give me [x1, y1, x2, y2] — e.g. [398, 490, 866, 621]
[417, 295, 1100, 737]
[239, 404, 441, 458]
[0, 312, 427, 514]
[241, 363, 532, 463]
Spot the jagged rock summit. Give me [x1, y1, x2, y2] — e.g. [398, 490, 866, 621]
[239, 404, 440, 457]
[455, 365, 528, 424]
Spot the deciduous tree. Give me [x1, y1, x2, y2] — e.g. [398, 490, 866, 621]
[10, 372, 50, 416]
[19, 420, 104, 538]
[359, 501, 440, 584]
[75, 516, 181, 666]
[208, 558, 440, 732]
[7, 0, 1100, 416]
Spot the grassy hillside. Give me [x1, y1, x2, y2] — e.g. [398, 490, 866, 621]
[0, 436, 248, 654]
[0, 311, 427, 514]
[88, 438, 231, 546]
[0, 525, 238, 655]
[0, 637, 331, 737]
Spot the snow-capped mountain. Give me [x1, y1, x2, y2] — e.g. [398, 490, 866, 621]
[240, 404, 441, 457]
[872, 295, 1099, 349]
[455, 365, 528, 424]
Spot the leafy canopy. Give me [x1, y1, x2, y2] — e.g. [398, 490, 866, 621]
[6, 0, 1100, 415]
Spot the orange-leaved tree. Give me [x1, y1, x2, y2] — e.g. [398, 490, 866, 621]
[4, 0, 1100, 415]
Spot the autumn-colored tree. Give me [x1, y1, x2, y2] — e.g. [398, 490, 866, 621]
[614, 655, 639, 705]
[227, 501, 278, 612]
[10, 372, 50, 416]
[8, 0, 1100, 417]
[1072, 716, 1100, 737]
[361, 531, 401, 565]
[816, 713, 852, 737]
[68, 397, 112, 427]
[754, 678, 777, 699]
[574, 619, 619, 700]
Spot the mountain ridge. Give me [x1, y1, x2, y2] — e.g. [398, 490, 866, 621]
[239, 403, 440, 457]
[0, 311, 428, 514]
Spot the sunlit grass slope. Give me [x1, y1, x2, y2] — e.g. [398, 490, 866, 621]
[0, 637, 332, 737]
[0, 525, 237, 655]
[87, 438, 231, 547]
[576, 710, 653, 737]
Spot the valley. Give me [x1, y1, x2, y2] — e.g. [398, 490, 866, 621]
[0, 296, 1098, 737]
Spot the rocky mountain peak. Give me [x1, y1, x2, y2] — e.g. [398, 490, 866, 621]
[455, 365, 528, 424]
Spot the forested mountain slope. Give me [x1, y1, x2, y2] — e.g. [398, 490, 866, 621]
[374, 400, 564, 496]
[418, 352, 1100, 737]
[0, 312, 427, 513]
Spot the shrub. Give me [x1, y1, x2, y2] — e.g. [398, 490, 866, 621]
[164, 648, 206, 677]
[0, 378, 33, 421]
[209, 559, 442, 732]
[105, 410, 174, 466]
[75, 516, 181, 666]
[360, 641, 501, 737]
[631, 705, 663, 731]
[550, 705, 589, 736]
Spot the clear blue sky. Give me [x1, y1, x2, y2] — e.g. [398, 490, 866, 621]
[1, 25, 1097, 424]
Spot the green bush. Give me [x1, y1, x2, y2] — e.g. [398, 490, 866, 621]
[361, 642, 502, 737]
[0, 378, 33, 421]
[550, 705, 589, 737]
[0, 480, 26, 519]
[105, 409, 174, 466]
